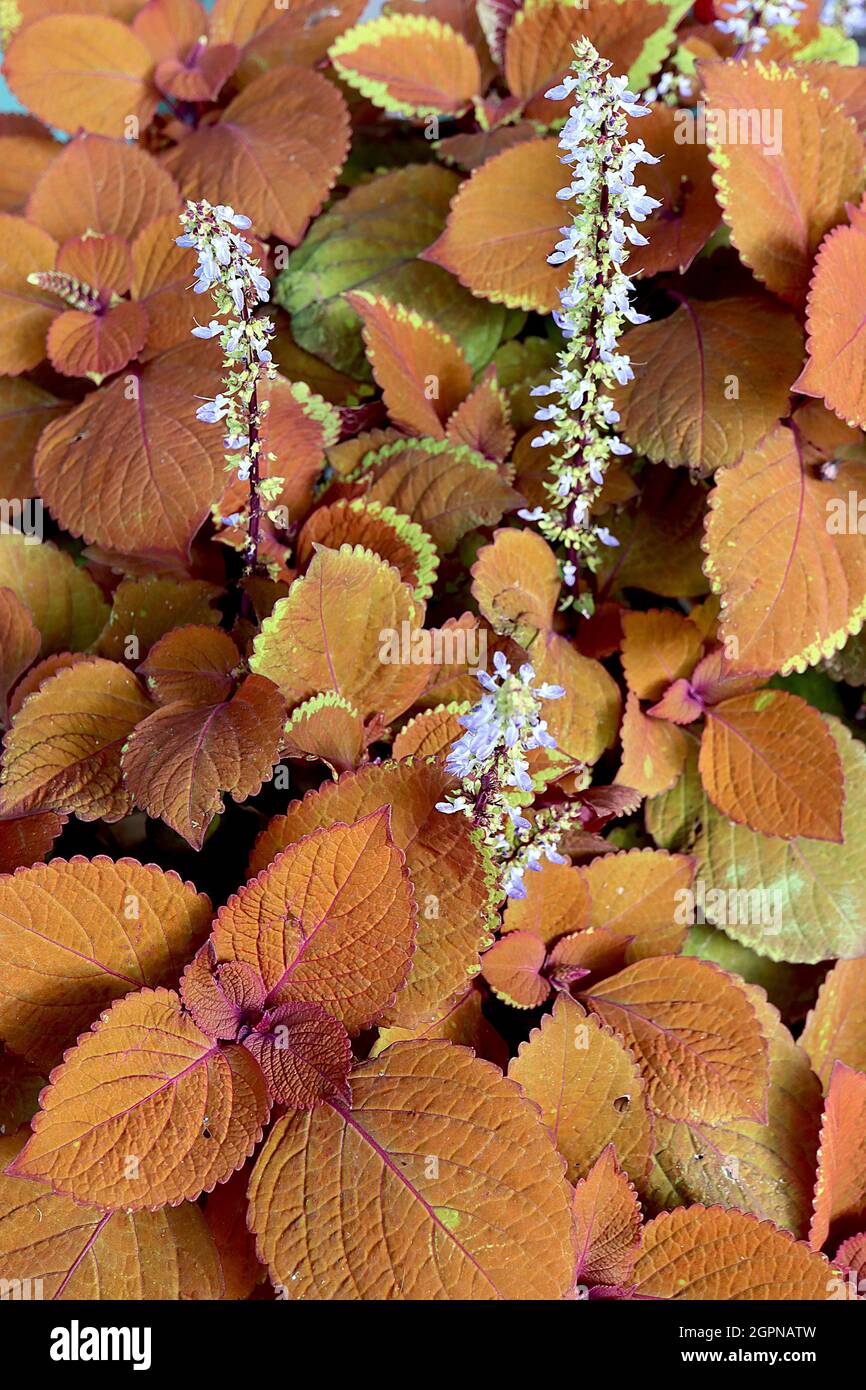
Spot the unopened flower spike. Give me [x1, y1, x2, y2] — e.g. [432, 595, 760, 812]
[435, 656, 569, 899]
[179, 200, 277, 577]
[715, 0, 806, 50]
[520, 39, 661, 589]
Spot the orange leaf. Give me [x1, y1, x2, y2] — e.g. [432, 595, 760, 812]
[809, 1062, 866, 1252]
[8, 987, 270, 1209]
[835, 1232, 866, 1290]
[802, 960, 866, 1091]
[282, 693, 366, 775]
[423, 139, 568, 312]
[796, 194, 866, 429]
[648, 684, 704, 726]
[47, 299, 149, 379]
[296, 499, 439, 602]
[551, 922, 632, 986]
[96, 576, 223, 663]
[573, 1145, 642, 1289]
[215, 375, 340, 526]
[132, 0, 210, 63]
[799, 61, 866, 137]
[347, 291, 471, 437]
[578, 847, 694, 963]
[329, 14, 481, 117]
[503, 858, 590, 947]
[363, 438, 522, 552]
[27, 135, 179, 244]
[162, 67, 349, 244]
[0, 1048, 43, 1134]
[621, 609, 703, 701]
[0, 119, 57, 216]
[392, 703, 466, 760]
[700, 689, 844, 841]
[8, 656, 92, 717]
[481, 931, 550, 1008]
[616, 689, 689, 797]
[504, 0, 677, 123]
[0, 588, 38, 715]
[446, 370, 514, 461]
[210, 0, 365, 82]
[437, 124, 539, 172]
[702, 59, 865, 306]
[647, 985, 823, 1240]
[0, 534, 109, 658]
[0, 1134, 224, 1299]
[0, 213, 58, 374]
[131, 210, 198, 358]
[248, 1039, 576, 1299]
[582, 956, 769, 1123]
[616, 294, 805, 476]
[5, 15, 158, 138]
[471, 527, 560, 646]
[214, 809, 417, 1035]
[0, 808, 66, 875]
[122, 674, 286, 849]
[509, 994, 654, 1188]
[0, 855, 211, 1072]
[409, 612, 488, 710]
[634, 1206, 841, 1300]
[0, 657, 154, 823]
[250, 545, 428, 723]
[35, 344, 228, 562]
[155, 44, 238, 104]
[54, 231, 132, 297]
[693, 718, 866, 964]
[0, 377, 67, 498]
[627, 103, 720, 278]
[249, 761, 497, 1029]
[790, 395, 866, 469]
[703, 423, 866, 674]
[200, 1160, 265, 1300]
[4, 650, 77, 715]
[139, 625, 240, 707]
[533, 631, 622, 767]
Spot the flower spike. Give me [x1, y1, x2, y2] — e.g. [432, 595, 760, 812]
[522, 39, 661, 587]
[435, 657, 570, 899]
[179, 200, 277, 578]
[716, 0, 807, 51]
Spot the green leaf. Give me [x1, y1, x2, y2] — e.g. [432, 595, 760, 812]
[645, 738, 703, 853]
[693, 718, 866, 963]
[627, 0, 692, 92]
[275, 164, 517, 378]
[493, 337, 561, 430]
[792, 24, 859, 64]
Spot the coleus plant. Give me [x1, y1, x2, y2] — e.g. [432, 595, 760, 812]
[0, 0, 865, 1304]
